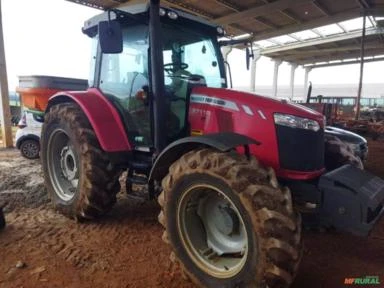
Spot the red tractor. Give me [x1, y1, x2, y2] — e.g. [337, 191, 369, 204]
[41, 1, 384, 287]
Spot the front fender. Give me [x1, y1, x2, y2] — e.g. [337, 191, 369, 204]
[46, 88, 131, 152]
[149, 132, 260, 182]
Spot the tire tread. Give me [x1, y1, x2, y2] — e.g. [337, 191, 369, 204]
[158, 148, 302, 288]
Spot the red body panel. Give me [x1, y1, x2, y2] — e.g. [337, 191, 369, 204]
[189, 87, 325, 180]
[49, 88, 131, 152]
[51, 86, 325, 180]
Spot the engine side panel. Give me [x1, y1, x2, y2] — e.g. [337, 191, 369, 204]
[47, 88, 132, 152]
[189, 87, 325, 180]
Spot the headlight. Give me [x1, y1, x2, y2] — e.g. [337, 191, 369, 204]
[159, 8, 166, 16]
[274, 113, 321, 132]
[168, 11, 178, 20]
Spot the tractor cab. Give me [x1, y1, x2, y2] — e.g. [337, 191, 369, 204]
[83, 3, 226, 149]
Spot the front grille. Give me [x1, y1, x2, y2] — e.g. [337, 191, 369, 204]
[276, 125, 324, 171]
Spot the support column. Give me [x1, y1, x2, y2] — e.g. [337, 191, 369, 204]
[272, 59, 282, 98]
[303, 67, 312, 99]
[355, 13, 366, 120]
[250, 50, 261, 92]
[0, 1, 12, 147]
[289, 63, 298, 101]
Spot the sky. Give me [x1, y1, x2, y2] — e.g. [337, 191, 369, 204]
[2, 0, 383, 93]
[2, 0, 99, 89]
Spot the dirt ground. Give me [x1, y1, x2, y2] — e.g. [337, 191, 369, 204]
[0, 141, 383, 288]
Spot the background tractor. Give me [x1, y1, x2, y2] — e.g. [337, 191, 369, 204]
[40, 1, 384, 287]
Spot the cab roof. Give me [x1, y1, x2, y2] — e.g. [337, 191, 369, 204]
[82, 1, 219, 35]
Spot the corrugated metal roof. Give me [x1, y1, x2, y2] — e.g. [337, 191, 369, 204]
[66, 0, 384, 66]
[66, 0, 384, 36]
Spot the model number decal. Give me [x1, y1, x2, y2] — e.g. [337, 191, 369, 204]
[191, 94, 239, 112]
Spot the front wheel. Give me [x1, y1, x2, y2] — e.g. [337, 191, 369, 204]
[158, 149, 302, 288]
[41, 103, 121, 219]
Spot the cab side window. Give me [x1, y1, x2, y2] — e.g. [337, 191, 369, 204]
[99, 25, 151, 146]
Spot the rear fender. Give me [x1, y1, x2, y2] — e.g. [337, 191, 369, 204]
[149, 132, 260, 182]
[46, 88, 131, 152]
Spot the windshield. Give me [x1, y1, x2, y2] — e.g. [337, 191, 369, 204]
[162, 23, 225, 89]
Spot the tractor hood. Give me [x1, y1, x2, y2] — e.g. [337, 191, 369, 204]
[191, 87, 325, 126]
[189, 86, 326, 179]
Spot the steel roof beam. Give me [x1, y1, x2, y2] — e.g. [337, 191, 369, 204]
[312, 0, 331, 16]
[162, 0, 250, 35]
[163, 0, 214, 19]
[250, 7, 384, 41]
[288, 34, 302, 41]
[262, 0, 306, 25]
[270, 42, 382, 56]
[270, 47, 384, 62]
[251, 8, 364, 41]
[367, 15, 376, 27]
[364, 7, 384, 16]
[304, 56, 384, 68]
[311, 28, 325, 37]
[280, 9, 302, 24]
[214, 0, 310, 25]
[267, 39, 283, 46]
[254, 17, 280, 29]
[294, 48, 384, 64]
[213, 0, 241, 12]
[356, 1, 376, 27]
[261, 27, 383, 54]
[214, 0, 290, 35]
[357, 0, 371, 9]
[214, 0, 297, 34]
[260, 0, 304, 25]
[337, 23, 348, 32]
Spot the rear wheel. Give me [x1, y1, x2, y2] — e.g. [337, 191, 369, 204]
[158, 149, 302, 288]
[41, 103, 121, 219]
[20, 139, 40, 159]
[324, 135, 363, 170]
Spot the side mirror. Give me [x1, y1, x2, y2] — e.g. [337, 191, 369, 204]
[98, 20, 123, 54]
[246, 47, 254, 71]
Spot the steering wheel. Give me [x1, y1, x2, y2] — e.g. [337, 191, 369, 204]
[164, 63, 189, 74]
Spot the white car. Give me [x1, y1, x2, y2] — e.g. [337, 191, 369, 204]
[15, 110, 43, 159]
